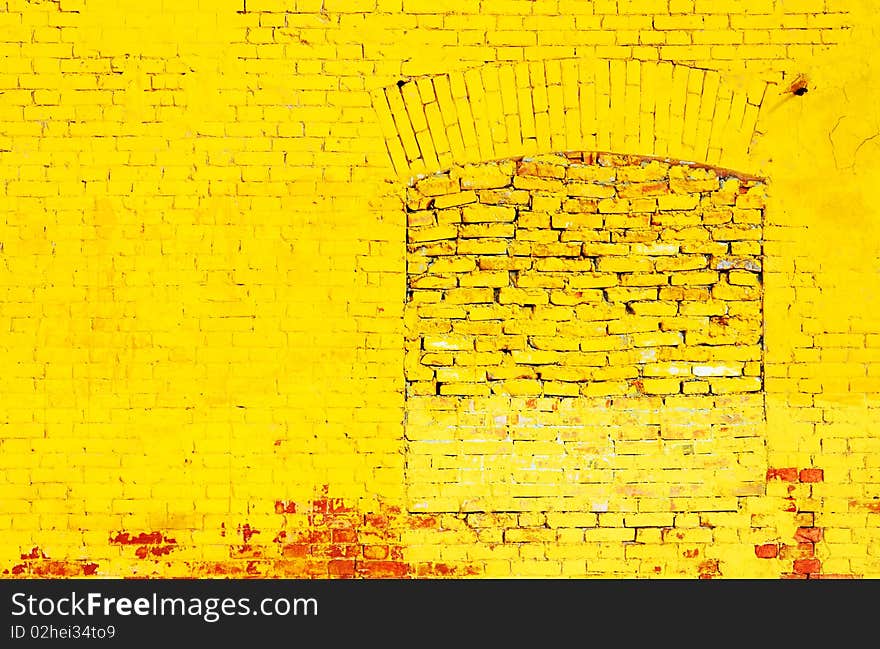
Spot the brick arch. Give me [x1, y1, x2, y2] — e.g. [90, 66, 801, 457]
[371, 60, 769, 183]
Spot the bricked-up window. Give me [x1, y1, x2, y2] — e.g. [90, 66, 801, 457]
[404, 153, 766, 513]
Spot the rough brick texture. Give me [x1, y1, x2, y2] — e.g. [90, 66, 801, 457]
[406, 153, 764, 400]
[0, 0, 878, 579]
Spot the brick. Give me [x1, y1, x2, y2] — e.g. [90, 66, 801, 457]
[445, 288, 495, 304]
[428, 258, 477, 273]
[709, 256, 761, 271]
[620, 273, 669, 287]
[618, 181, 670, 198]
[624, 513, 675, 527]
[439, 383, 491, 396]
[727, 270, 759, 286]
[640, 378, 681, 395]
[794, 527, 823, 543]
[692, 364, 743, 377]
[707, 377, 762, 394]
[422, 335, 474, 351]
[461, 204, 516, 223]
[513, 176, 565, 192]
[655, 255, 708, 272]
[546, 513, 599, 528]
[631, 331, 683, 348]
[477, 189, 531, 206]
[793, 559, 822, 575]
[711, 282, 761, 301]
[453, 162, 515, 189]
[460, 223, 516, 238]
[498, 288, 550, 305]
[669, 270, 719, 285]
[432, 191, 478, 209]
[595, 257, 654, 273]
[457, 238, 510, 254]
[755, 544, 778, 559]
[409, 225, 459, 243]
[517, 159, 567, 179]
[511, 350, 560, 365]
[492, 379, 544, 396]
[767, 468, 799, 482]
[799, 468, 824, 483]
[712, 226, 762, 241]
[458, 271, 510, 287]
[533, 258, 594, 272]
[552, 212, 603, 229]
[658, 194, 700, 211]
[567, 182, 616, 199]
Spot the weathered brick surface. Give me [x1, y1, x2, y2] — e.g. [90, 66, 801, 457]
[0, 0, 877, 579]
[406, 153, 764, 400]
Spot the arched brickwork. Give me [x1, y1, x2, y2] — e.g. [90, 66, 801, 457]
[375, 60, 772, 515]
[371, 60, 769, 182]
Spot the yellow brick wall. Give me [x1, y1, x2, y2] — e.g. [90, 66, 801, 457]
[1, 0, 879, 578]
[404, 153, 766, 514]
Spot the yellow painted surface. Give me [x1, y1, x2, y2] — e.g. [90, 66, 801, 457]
[0, 0, 879, 578]
[404, 154, 766, 514]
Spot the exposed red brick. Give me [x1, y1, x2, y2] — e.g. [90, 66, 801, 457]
[415, 562, 481, 577]
[358, 560, 410, 578]
[755, 544, 778, 559]
[794, 527, 822, 543]
[31, 561, 85, 577]
[766, 467, 799, 482]
[799, 468, 824, 483]
[12, 547, 101, 577]
[4, 487, 476, 579]
[327, 544, 359, 559]
[331, 529, 358, 544]
[793, 558, 821, 575]
[779, 543, 815, 561]
[306, 529, 331, 544]
[281, 543, 309, 558]
[364, 513, 390, 528]
[328, 560, 356, 578]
